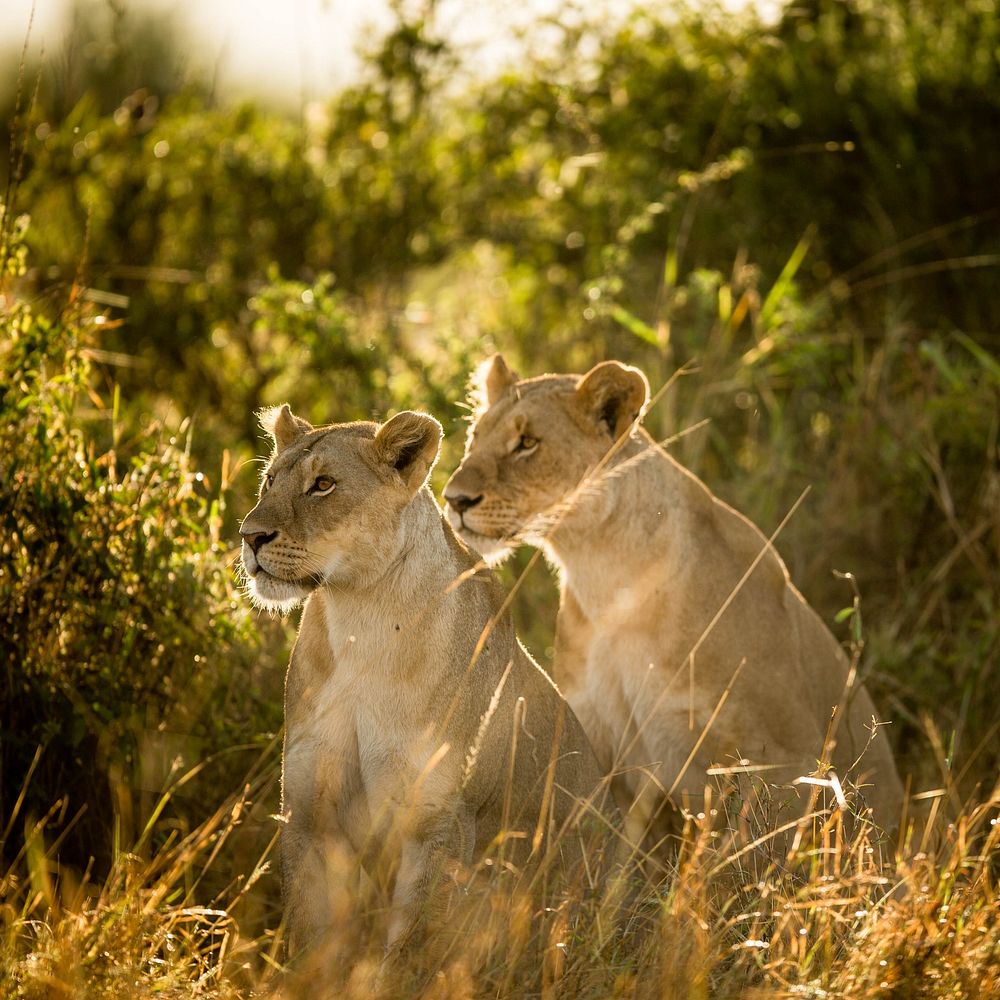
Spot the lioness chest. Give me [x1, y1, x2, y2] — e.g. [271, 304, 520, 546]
[557, 578, 724, 799]
[282, 609, 455, 860]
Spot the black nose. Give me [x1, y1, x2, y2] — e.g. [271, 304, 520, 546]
[241, 529, 277, 555]
[445, 492, 483, 515]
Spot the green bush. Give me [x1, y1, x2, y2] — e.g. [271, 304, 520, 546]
[0, 208, 282, 869]
[13, 0, 996, 479]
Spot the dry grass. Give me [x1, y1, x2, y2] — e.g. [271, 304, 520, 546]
[2, 744, 997, 999]
[0, 749, 282, 1000]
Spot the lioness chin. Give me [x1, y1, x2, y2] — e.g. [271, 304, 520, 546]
[444, 356, 904, 853]
[239, 404, 613, 972]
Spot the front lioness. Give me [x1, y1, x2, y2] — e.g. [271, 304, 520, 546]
[444, 356, 903, 847]
[239, 405, 611, 966]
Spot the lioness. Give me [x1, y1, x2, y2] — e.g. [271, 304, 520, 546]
[443, 356, 904, 847]
[239, 404, 611, 966]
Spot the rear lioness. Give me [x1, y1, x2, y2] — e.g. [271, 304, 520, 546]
[444, 356, 903, 849]
[239, 405, 611, 966]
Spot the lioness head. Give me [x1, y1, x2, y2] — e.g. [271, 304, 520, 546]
[443, 355, 649, 561]
[240, 404, 442, 610]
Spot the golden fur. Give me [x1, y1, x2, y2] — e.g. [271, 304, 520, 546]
[444, 356, 904, 847]
[239, 405, 611, 964]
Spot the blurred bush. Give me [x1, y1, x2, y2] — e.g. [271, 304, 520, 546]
[8, 0, 996, 448]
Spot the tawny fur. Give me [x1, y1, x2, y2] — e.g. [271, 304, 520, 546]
[239, 405, 611, 964]
[444, 357, 904, 849]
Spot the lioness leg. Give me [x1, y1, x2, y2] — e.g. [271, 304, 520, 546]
[282, 821, 359, 960]
[383, 808, 476, 967]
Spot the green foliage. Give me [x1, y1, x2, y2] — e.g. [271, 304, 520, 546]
[227, 267, 477, 455]
[0, 209, 281, 866]
[12, 16, 461, 458]
[12, 0, 997, 440]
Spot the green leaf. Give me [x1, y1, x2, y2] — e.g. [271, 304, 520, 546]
[759, 225, 815, 329]
[953, 331, 1000, 384]
[918, 340, 965, 391]
[611, 305, 660, 347]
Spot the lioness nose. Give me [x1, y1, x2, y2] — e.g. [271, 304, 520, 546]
[444, 492, 483, 515]
[241, 528, 278, 555]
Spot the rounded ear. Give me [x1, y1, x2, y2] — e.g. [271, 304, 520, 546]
[471, 353, 520, 412]
[373, 411, 443, 493]
[257, 404, 313, 452]
[575, 361, 650, 440]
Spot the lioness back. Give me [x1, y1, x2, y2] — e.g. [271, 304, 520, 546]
[443, 356, 904, 849]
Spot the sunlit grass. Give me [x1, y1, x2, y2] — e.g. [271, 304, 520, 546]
[3, 755, 997, 999]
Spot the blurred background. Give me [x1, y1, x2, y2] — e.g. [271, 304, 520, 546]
[1, 0, 784, 105]
[1, 0, 998, 959]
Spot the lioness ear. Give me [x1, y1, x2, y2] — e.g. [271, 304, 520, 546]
[471, 353, 520, 411]
[258, 404, 313, 452]
[576, 361, 650, 440]
[374, 411, 443, 493]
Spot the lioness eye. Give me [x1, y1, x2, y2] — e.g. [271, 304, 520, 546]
[310, 475, 336, 496]
[515, 434, 538, 453]
[262, 473, 274, 493]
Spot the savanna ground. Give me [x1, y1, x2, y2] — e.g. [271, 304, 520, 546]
[1, 0, 998, 996]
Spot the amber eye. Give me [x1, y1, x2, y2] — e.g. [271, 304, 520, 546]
[514, 434, 539, 454]
[309, 475, 336, 496]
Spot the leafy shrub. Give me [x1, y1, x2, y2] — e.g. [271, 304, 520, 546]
[12, 0, 998, 471]
[224, 267, 477, 454]
[0, 208, 282, 869]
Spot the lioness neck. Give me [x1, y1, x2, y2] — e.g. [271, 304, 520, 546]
[543, 430, 707, 616]
[312, 489, 465, 668]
